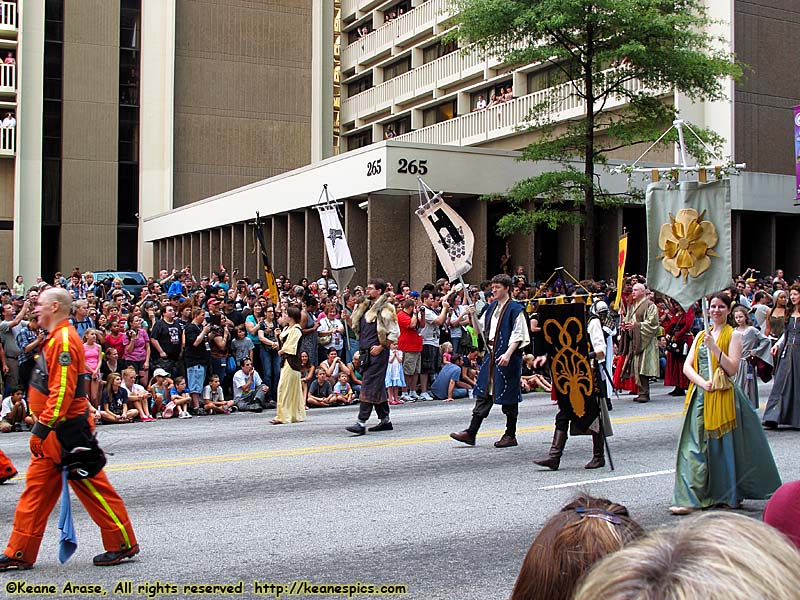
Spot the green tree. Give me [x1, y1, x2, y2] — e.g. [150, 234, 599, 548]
[450, 0, 741, 277]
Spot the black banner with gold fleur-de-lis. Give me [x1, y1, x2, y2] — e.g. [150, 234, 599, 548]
[539, 302, 598, 432]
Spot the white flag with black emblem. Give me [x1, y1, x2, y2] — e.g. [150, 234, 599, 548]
[317, 204, 355, 291]
[416, 178, 474, 281]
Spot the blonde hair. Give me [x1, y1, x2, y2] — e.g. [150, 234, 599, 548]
[573, 511, 800, 600]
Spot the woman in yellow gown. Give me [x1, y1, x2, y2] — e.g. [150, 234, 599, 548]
[270, 306, 305, 425]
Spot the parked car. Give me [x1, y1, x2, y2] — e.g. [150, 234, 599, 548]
[91, 271, 147, 299]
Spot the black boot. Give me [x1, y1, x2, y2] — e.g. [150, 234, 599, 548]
[585, 431, 606, 469]
[534, 429, 567, 470]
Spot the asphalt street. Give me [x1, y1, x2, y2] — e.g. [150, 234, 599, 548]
[0, 380, 797, 600]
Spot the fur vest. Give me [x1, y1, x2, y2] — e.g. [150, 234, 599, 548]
[350, 292, 400, 347]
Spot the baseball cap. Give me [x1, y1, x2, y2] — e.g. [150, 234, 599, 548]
[207, 298, 220, 306]
[409, 291, 420, 298]
[152, 368, 170, 378]
[11, 295, 23, 301]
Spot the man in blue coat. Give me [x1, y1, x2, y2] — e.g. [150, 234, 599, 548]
[450, 274, 529, 447]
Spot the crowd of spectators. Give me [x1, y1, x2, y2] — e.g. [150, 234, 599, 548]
[0, 262, 795, 433]
[472, 86, 514, 112]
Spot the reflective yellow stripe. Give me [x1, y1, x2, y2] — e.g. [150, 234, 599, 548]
[80, 478, 132, 548]
[47, 327, 70, 427]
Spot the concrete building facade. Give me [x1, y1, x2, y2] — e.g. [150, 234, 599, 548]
[4, 0, 799, 286]
[141, 0, 800, 284]
[5, 0, 314, 285]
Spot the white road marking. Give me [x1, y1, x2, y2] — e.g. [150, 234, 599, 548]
[538, 469, 676, 490]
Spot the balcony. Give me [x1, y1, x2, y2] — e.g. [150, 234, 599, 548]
[394, 72, 661, 146]
[0, 2, 17, 33]
[0, 62, 15, 94]
[342, 45, 494, 123]
[0, 126, 15, 156]
[341, 0, 454, 70]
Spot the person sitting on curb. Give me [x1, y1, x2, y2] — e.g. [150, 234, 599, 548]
[232, 358, 271, 412]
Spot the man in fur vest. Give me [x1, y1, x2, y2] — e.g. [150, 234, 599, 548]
[343, 278, 399, 435]
[450, 274, 529, 447]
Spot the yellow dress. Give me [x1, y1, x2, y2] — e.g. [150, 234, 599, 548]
[275, 325, 305, 424]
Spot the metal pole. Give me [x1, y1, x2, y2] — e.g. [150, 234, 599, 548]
[674, 119, 689, 169]
[458, 275, 488, 350]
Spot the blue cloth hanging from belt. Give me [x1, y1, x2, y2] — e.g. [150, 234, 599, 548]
[58, 470, 77, 564]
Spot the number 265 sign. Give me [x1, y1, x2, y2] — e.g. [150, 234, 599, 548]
[366, 158, 429, 177]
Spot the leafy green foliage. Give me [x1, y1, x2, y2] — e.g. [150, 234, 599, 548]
[451, 0, 742, 276]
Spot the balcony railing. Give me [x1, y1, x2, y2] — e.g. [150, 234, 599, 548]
[341, 41, 525, 123]
[342, 0, 454, 69]
[394, 72, 658, 146]
[0, 126, 16, 156]
[0, 2, 17, 30]
[0, 63, 15, 93]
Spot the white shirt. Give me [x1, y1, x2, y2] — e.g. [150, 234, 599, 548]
[232, 368, 262, 401]
[421, 306, 440, 346]
[1, 395, 26, 420]
[482, 300, 530, 347]
[476, 99, 487, 110]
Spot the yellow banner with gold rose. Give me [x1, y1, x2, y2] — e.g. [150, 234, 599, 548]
[645, 179, 732, 310]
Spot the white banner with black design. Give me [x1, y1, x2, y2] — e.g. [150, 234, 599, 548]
[317, 205, 355, 291]
[415, 193, 474, 281]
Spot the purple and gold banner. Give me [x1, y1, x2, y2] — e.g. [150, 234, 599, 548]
[794, 105, 800, 201]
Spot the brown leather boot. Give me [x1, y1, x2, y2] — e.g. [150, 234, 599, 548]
[450, 430, 476, 446]
[585, 431, 606, 469]
[534, 429, 567, 470]
[494, 434, 518, 448]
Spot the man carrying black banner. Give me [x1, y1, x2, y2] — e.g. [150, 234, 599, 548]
[450, 274, 529, 448]
[534, 301, 613, 471]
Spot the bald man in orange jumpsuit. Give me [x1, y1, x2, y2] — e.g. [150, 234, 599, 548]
[0, 288, 138, 570]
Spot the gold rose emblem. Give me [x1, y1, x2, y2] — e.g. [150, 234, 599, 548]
[657, 208, 720, 280]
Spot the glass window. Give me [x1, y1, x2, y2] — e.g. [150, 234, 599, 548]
[423, 39, 457, 64]
[422, 101, 456, 127]
[383, 57, 411, 81]
[41, 159, 61, 224]
[118, 164, 139, 226]
[347, 131, 372, 150]
[347, 73, 373, 97]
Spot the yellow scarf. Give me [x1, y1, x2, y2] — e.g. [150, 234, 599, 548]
[685, 326, 735, 438]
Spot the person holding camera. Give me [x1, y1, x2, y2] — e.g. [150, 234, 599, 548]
[15, 315, 44, 392]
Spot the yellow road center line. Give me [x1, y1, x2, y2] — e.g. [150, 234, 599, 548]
[10, 411, 684, 478]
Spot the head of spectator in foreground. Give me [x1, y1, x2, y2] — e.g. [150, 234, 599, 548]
[763, 480, 800, 550]
[573, 511, 800, 600]
[510, 495, 644, 600]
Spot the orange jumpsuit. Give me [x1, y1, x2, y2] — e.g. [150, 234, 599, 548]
[4, 318, 137, 564]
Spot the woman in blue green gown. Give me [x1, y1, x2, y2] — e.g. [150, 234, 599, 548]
[670, 293, 781, 515]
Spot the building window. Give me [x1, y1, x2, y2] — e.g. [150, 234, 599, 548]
[423, 100, 456, 127]
[347, 73, 373, 97]
[382, 1, 410, 23]
[347, 130, 372, 150]
[423, 39, 456, 64]
[118, 0, 141, 271]
[41, 0, 64, 279]
[384, 115, 411, 139]
[383, 56, 411, 81]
